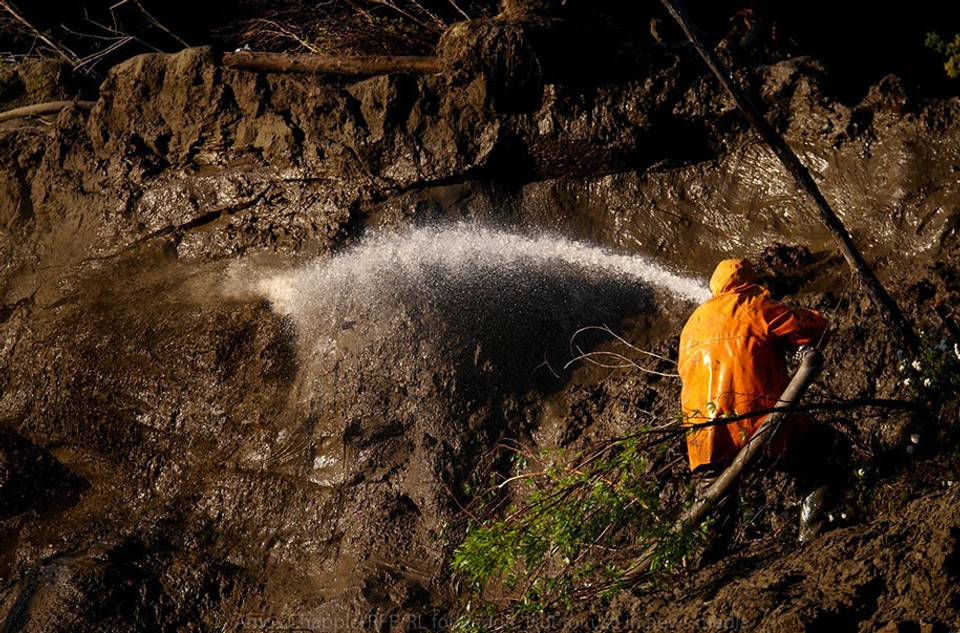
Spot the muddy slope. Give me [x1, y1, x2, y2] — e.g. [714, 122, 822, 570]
[556, 487, 960, 632]
[1, 15, 960, 632]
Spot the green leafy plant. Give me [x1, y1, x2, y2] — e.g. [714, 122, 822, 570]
[925, 32, 960, 78]
[450, 432, 708, 631]
[896, 332, 960, 413]
[893, 328, 960, 471]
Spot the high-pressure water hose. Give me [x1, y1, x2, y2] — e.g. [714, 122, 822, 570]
[623, 347, 824, 585]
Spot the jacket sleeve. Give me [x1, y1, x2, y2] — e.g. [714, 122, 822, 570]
[760, 299, 829, 347]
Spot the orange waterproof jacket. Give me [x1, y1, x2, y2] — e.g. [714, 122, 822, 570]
[678, 259, 828, 472]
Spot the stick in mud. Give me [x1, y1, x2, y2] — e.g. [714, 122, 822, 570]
[659, 0, 920, 356]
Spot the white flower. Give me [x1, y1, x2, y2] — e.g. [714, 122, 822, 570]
[924, 378, 932, 387]
[904, 378, 911, 386]
[911, 360, 922, 371]
[856, 468, 866, 477]
[955, 343, 960, 361]
[898, 362, 905, 372]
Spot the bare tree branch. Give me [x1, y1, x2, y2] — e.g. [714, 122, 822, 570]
[0, 0, 80, 64]
[119, 0, 190, 48]
[658, 0, 920, 355]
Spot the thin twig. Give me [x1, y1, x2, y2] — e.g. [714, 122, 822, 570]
[80, 13, 164, 53]
[0, 0, 80, 64]
[122, 0, 190, 48]
[248, 18, 324, 54]
[565, 348, 680, 377]
[445, 0, 472, 20]
[494, 471, 548, 490]
[73, 35, 134, 71]
[566, 325, 679, 377]
[569, 325, 677, 364]
[369, 0, 443, 32]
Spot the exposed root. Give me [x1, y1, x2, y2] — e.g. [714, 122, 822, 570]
[0, 100, 96, 123]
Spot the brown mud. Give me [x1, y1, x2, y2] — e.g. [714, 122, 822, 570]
[1, 11, 960, 633]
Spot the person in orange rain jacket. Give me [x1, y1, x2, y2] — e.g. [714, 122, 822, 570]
[678, 258, 829, 473]
[678, 258, 835, 549]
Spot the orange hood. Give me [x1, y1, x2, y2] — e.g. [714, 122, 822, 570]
[709, 258, 760, 296]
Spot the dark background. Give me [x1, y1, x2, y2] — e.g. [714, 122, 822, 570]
[0, 0, 957, 97]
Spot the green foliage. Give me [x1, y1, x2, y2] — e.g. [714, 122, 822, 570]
[893, 329, 960, 470]
[925, 32, 960, 78]
[841, 463, 878, 520]
[896, 332, 960, 410]
[450, 434, 707, 630]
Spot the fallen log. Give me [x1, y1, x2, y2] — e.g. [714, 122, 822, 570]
[621, 347, 824, 585]
[222, 51, 441, 76]
[0, 100, 97, 124]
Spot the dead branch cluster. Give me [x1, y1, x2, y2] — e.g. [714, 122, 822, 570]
[0, 0, 193, 73]
[231, 0, 495, 57]
[0, 0, 498, 75]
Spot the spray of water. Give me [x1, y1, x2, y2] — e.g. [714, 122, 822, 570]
[219, 224, 709, 482]
[239, 224, 710, 324]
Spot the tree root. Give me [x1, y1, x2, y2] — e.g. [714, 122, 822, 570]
[0, 101, 97, 124]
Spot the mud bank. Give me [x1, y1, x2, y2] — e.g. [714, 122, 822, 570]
[1, 13, 960, 632]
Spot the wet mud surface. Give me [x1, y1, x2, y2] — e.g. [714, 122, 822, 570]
[2, 16, 960, 632]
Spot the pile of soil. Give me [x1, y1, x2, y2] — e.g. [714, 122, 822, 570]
[1, 5, 959, 631]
